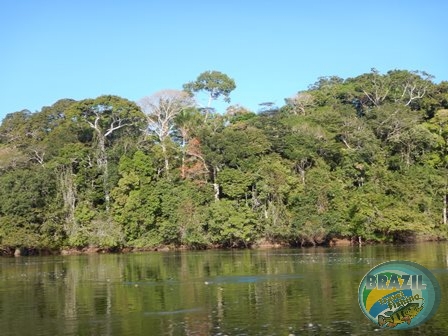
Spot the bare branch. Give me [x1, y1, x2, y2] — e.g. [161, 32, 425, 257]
[286, 92, 314, 115]
[104, 117, 132, 137]
[137, 90, 194, 177]
[30, 148, 45, 165]
[138, 90, 194, 142]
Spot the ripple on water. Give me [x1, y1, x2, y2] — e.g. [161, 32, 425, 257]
[203, 273, 303, 285]
[144, 307, 204, 316]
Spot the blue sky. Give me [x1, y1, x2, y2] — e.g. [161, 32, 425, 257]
[1, 0, 447, 121]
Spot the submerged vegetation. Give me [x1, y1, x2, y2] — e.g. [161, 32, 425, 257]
[1, 69, 448, 253]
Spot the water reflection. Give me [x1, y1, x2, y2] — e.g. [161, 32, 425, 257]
[0, 243, 447, 335]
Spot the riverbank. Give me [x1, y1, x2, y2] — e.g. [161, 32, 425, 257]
[2, 233, 445, 257]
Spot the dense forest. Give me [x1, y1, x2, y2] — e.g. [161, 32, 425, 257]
[1, 69, 448, 254]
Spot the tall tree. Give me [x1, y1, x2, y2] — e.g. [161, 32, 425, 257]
[426, 109, 448, 224]
[173, 107, 207, 180]
[138, 90, 194, 178]
[183, 70, 236, 119]
[67, 95, 144, 210]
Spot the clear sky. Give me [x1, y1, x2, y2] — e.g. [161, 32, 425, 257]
[1, 0, 447, 121]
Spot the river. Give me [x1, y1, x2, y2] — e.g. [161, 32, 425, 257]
[1, 242, 447, 335]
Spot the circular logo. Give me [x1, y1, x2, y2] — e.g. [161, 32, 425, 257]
[358, 260, 441, 330]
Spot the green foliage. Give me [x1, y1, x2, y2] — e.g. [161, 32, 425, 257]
[218, 168, 253, 199]
[207, 200, 258, 247]
[183, 70, 236, 104]
[67, 95, 144, 135]
[1, 69, 448, 251]
[111, 152, 158, 244]
[156, 180, 212, 248]
[215, 123, 270, 169]
[0, 168, 57, 248]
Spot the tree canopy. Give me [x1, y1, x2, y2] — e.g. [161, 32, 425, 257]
[1, 69, 448, 253]
[183, 70, 236, 106]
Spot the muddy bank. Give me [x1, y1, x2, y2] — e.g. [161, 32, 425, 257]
[1, 234, 445, 257]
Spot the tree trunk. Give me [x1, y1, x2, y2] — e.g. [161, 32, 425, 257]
[180, 137, 186, 179]
[298, 168, 305, 185]
[59, 165, 77, 238]
[161, 141, 170, 179]
[444, 194, 447, 225]
[213, 166, 220, 201]
[97, 135, 110, 210]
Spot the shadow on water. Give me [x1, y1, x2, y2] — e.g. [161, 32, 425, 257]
[203, 273, 303, 285]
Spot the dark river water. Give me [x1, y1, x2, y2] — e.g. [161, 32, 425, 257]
[1, 243, 447, 335]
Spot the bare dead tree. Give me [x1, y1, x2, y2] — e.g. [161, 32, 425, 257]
[285, 92, 315, 115]
[138, 90, 194, 178]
